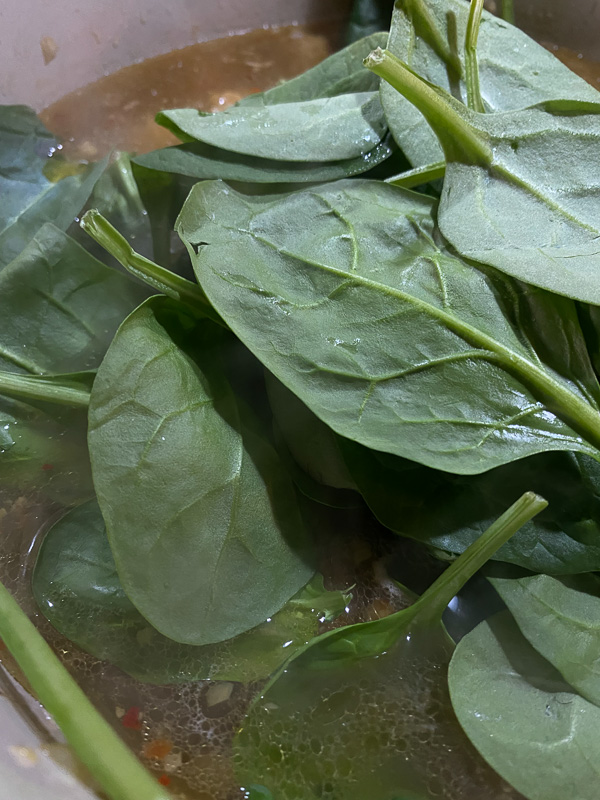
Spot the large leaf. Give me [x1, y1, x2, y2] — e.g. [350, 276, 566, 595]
[380, 0, 599, 166]
[449, 612, 600, 800]
[371, 51, 600, 303]
[234, 496, 540, 800]
[157, 92, 386, 162]
[342, 443, 600, 573]
[133, 136, 395, 185]
[239, 33, 388, 105]
[0, 105, 106, 267]
[492, 575, 600, 705]
[33, 499, 348, 683]
[177, 179, 600, 474]
[0, 223, 147, 376]
[88, 296, 313, 646]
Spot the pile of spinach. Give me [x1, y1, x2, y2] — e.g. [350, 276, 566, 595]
[1, 1, 600, 798]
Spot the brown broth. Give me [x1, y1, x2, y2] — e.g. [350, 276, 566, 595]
[40, 24, 341, 161]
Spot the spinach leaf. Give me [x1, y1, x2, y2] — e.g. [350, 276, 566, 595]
[233, 494, 544, 800]
[133, 136, 395, 184]
[33, 499, 349, 683]
[380, 0, 599, 166]
[342, 443, 600, 574]
[87, 296, 313, 646]
[492, 575, 600, 705]
[239, 33, 388, 105]
[178, 179, 600, 474]
[370, 50, 600, 303]
[449, 611, 600, 800]
[157, 92, 386, 162]
[347, 0, 395, 44]
[0, 106, 106, 268]
[0, 223, 147, 376]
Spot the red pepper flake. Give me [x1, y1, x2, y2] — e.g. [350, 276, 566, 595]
[158, 774, 171, 787]
[42, 464, 54, 471]
[143, 738, 173, 760]
[121, 706, 142, 730]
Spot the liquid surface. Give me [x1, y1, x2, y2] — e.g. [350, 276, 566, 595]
[40, 24, 340, 161]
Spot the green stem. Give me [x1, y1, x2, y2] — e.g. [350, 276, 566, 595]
[465, 0, 485, 113]
[0, 579, 172, 800]
[501, 0, 515, 25]
[80, 210, 225, 327]
[364, 48, 492, 164]
[386, 160, 446, 188]
[405, 0, 462, 77]
[410, 492, 548, 627]
[0, 371, 90, 408]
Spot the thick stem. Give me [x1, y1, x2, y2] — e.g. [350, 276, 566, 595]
[0, 371, 90, 408]
[80, 210, 225, 327]
[502, 0, 515, 24]
[465, 0, 485, 113]
[0, 579, 172, 800]
[409, 492, 548, 627]
[364, 48, 492, 165]
[386, 160, 446, 188]
[405, 0, 462, 77]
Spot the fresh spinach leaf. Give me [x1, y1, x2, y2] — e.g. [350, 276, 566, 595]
[239, 33, 388, 105]
[347, 0, 395, 44]
[133, 136, 395, 184]
[157, 92, 386, 162]
[233, 494, 544, 800]
[370, 50, 600, 303]
[0, 223, 147, 376]
[0, 105, 106, 268]
[380, 0, 599, 166]
[33, 499, 349, 683]
[342, 443, 600, 574]
[492, 574, 600, 705]
[88, 295, 314, 646]
[449, 611, 600, 800]
[177, 179, 600, 473]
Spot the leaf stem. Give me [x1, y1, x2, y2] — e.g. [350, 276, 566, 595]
[410, 492, 548, 627]
[0, 371, 91, 408]
[465, 0, 485, 113]
[364, 48, 492, 164]
[386, 160, 446, 188]
[0, 579, 172, 800]
[501, 0, 515, 24]
[80, 210, 225, 327]
[405, 0, 462, 77]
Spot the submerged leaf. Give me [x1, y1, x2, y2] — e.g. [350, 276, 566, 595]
[178, 179, 600, 474]
[88, 296, 313, 646]
[449, 612, 600, 800]
[157, 92, 387, 162]
[33, 500, 348, 683]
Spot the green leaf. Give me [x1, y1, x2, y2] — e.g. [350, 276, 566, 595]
[33, 499, 349, 683]
[342, 443, 600, 574]
[492, 575, 600, 705]
[380, 0, 599, 166]
[370, 50, 600, 303]
[449, 612, 600, 800]
[177, 179, 600, 474]
[0, 105, 106, 267]
[239, 33, 388, 104]
[88, 296, 313, 646]
[133, 136, 395, 184]
[0, 223, 147, 376]
[157, 92, 387, 162]
[233, 494, 544, 800]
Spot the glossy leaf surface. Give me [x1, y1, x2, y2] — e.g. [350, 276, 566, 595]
[88, 296, 313, 645]
[380, 0, 598, 166]
[449, 612, 600, 800]
[33, 500, 347, 683]
[178, 179, 600, 474]
[158, 92, 386, 162]
[492, 575, 600, 705]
